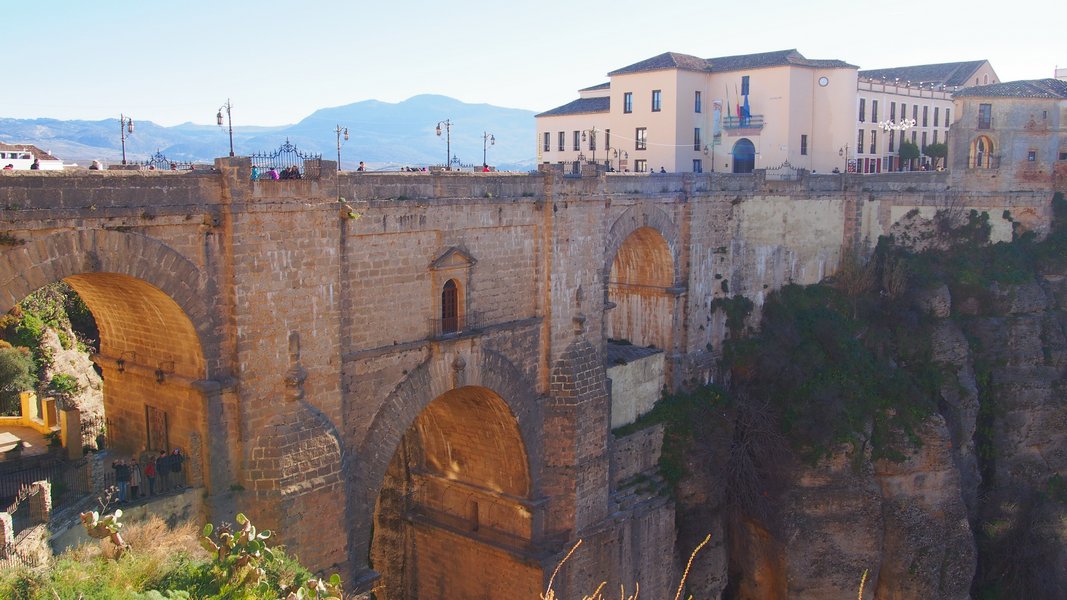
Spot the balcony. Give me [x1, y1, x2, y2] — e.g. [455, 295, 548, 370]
[722, 115, 765, 131]
[429, 311, 481, 340]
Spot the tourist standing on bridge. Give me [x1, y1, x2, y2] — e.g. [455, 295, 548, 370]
[144, 453, 157, 496]
[156, 450, 171, 493]
[112, 459, 131, 503]
[171, 448, 186, 489]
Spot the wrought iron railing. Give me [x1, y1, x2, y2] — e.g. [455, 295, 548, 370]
[722, 115, 765, 129]
[428, 311, 480, 339]
[251, 139, 323, 179]
[142, 150, 192, 171]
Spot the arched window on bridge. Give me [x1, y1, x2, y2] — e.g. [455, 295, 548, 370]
[442, 279, 459, 334]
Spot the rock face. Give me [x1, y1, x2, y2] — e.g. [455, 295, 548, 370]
[680, 273, 1067, 599]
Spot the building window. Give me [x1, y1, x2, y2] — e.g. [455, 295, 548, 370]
[872, 100, 878, 122]
[695, 91, 702, 113]
[543, 133, 550, 152]
[978, 104, 992, 129]
[800, 134, 808, 155]
[857, 129, 864, 154]
[889, 130, 895, 152]
[890, 102, 896, 120]
[694, 128, 701, 150]
[945, 108, 951, 125]
[1028, 150, 1036, 162]
[558, 132, 565, 151]
[912, 105, 918, 121]
[933, 130, 938, 144]
[634, 159, 647, 172]
[911, 131, 917, 144]
[922, 105, 929, 127]
[652, 90, 662, 112]
[921, 131, 927, 150]
[858, 98, 866, 122]
[573, 130, 580, 151]
[741, 75, 750, 96]
[870, 130, 877, 155]
[623, 92, 633, 114]
[900, 103, 906, 122]
[1059, 151, 1067, 160]
[635, 127, 647, 150]
[693, 159, 703, 173]
[984, 74, 989, 85]
[442, 279, 459, 334]
[934, 107, 940, 127]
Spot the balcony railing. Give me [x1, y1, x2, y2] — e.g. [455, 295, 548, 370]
[429, 311, 481, 339]
[722, 115, 765, 130]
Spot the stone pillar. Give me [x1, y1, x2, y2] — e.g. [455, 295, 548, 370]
[28, 481, 51, 524]
[60, 407, 83, 460]
[0, 512, 12, 559]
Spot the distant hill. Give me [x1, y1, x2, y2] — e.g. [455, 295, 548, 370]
[0, 95, 538, 171]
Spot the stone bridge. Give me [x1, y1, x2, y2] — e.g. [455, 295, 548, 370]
[0, 160, 1049, 597]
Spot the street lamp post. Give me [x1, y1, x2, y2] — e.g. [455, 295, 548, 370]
[838, 144, 849, 173]
[335, 125, 349, 171]
[119, 114, 134, 165]
[611, 148, 628, 171]
[481, 131, 495, 167]
[581, 127, 599, 167]
[435, 119, 452, 170]
[217, 99, 234, 157]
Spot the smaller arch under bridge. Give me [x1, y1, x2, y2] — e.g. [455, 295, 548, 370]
[0, 158, 1038, 596]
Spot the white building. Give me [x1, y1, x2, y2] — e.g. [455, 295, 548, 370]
[854, 60, 999, 172]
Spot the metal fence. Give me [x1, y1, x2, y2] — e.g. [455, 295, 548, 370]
[428, 311, 481, 339]
[1, 457, 94, 511]
[81, 414, 112, 451]
[142, 150, 193, 171]
[251, 139, 322, 179]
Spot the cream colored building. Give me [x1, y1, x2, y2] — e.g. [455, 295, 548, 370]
[854, 61, 999, 172]
[536, 49, 858, 174]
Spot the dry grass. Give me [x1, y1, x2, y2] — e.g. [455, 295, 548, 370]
[542, 534, 711, 600]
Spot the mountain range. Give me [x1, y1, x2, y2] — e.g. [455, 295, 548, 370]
[0, 95, 539, 171]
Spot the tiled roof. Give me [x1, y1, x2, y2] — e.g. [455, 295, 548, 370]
[705, 49, 855, 72]
[0, 143, 61, 160]
[953, 78, 1067, 99]
[608, 52, 713, 76]
[536, 97, 611, 117]
[580, 82, 610, 92]
[858, 60, 988, 87]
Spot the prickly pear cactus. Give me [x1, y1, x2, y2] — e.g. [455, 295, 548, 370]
[199, 512, 275, 591]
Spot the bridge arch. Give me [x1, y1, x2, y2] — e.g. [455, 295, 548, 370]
[603, 205, 682, 351]
[350, 347, 543, 598]
[0, 230, 220, 485]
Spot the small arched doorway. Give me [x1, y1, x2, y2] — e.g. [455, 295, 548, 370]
[732, 138, 756, 173]
[370, 385, 540, 599]
[970, 135, 995, 169]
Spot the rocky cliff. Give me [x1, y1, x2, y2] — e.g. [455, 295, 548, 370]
[672, 199, 1067, 599]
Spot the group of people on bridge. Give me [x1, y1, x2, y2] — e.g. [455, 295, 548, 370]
[110, 448, 185, 503]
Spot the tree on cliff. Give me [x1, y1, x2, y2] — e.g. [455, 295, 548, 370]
[0, 345, 35, 415]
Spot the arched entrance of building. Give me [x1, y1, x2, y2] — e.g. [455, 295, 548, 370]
[605, 226, 677, 351]
[0, 230, 217, 492]
[370, 384, 540, 599]
[732, 138, 756, 173]
[970, 135, 996, 169]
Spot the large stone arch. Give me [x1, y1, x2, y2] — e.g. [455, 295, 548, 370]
[0, 229, 218, 374]
[603, 203, 681, 284]
[348, 346, 542, 584]
[603, 205, 683, 352]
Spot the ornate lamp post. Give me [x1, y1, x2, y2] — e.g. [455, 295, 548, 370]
[611, 148, 628, 171]
[838, 144, 849, 173]
[435, 119, 452, 170]
[581, 127, 599, 167]
[119, 114, 134, 165]
[481, 131, 495, 167]
[217, 99, 234, 157]
[335, 125, 349, 171]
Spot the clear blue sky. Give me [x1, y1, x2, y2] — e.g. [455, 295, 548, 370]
[6, 0, 1062, 127]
